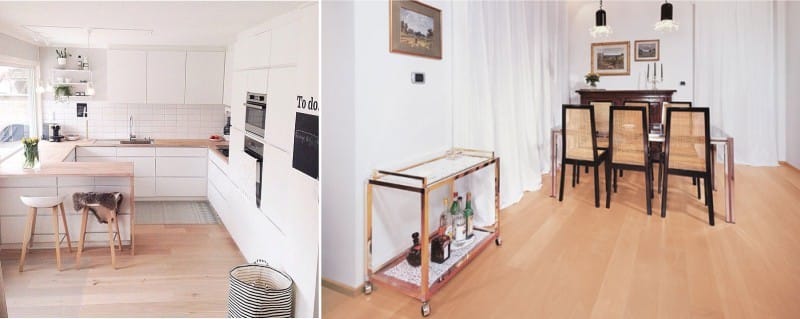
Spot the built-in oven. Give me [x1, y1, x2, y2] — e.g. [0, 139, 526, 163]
[244, 135, 264, 208]
[244, 92, 267, 138]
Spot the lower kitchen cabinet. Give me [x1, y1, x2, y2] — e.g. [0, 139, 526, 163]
[155, 177, 207, 197]
[156, 157, 207, 177]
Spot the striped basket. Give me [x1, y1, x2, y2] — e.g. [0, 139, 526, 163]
[228, 260, 294, 318]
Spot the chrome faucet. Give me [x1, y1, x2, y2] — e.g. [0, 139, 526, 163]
[129, 115, 136, 140]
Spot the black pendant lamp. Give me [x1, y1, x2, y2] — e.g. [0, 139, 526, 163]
[590, 0, 612, 38]
[654, 1, 679, 32]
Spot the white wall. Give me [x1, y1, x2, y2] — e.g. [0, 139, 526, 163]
[567, 1, 694, 102]
[787, 2, 800, 168]
[0, 33, 38, 62]
[321, 0, 453, 289]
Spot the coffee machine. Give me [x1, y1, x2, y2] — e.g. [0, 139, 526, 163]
[42, 123, 64, 142]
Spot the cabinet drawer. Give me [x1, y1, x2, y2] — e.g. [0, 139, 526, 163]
[156, 177, 207, 197]
[117, 156, 156, 176]
[155, 147, 208, 157]
[135, 177, 156, 197]
[76, 156, 118, 163]
[156, 157, 207, 177]
[116, 147, 155, 157]
[76, 147, 116, 157]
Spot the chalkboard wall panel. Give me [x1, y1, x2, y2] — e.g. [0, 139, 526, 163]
[292, 112, 319, 180]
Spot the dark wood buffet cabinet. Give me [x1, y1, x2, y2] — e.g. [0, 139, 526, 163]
[576, 89, 677, 124]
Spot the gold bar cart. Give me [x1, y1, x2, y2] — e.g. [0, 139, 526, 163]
[364, 148, 501, 317]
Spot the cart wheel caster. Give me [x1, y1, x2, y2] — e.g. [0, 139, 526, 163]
[421, 302, 431, 317]
[495, 237, 503, 246]
[363, 281, 373, 295]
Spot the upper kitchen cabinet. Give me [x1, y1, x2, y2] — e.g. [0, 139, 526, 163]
[246, 69, 269, 94]
[234, 31, 271, 70]
[107, 50, 147, 103]
[185, 51, 225, 104]
[269, 22, 298, 67]
[146, 51, 187, 104]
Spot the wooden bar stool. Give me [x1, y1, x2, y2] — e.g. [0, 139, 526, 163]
[18, 195, 73, 272]
[75, 202, 123, 270]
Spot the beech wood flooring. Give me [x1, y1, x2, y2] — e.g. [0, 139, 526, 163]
[323, 164, 800, 318]
[1, 224, 244, 317]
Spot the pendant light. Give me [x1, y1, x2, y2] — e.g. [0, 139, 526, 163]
[654, 1, 679, 32]
[84, 28, 95, 96]
[590, 0, 612, 38]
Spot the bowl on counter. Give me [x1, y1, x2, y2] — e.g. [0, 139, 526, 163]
[65, 134, 80, 141]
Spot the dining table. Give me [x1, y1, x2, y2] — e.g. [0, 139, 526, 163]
[549, 126, 736, 223]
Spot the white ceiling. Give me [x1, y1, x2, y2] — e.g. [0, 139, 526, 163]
[0, 1, 307, 48]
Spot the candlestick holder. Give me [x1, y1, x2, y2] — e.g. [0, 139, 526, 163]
[647, 75, 663, 90]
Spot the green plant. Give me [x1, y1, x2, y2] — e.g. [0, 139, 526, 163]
[54, 85, 71, 97]
[585, 72, 600, 86]
[56, 48, 69, 59]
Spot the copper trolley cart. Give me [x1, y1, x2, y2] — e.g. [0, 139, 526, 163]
[364, 148, 501, 317]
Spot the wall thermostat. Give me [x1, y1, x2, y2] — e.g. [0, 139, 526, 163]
[412, 72, 425, 84]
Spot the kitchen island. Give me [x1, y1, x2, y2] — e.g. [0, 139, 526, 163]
[0, 139, 229, 256]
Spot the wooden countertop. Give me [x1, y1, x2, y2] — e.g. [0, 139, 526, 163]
[0, 139, 229, 177]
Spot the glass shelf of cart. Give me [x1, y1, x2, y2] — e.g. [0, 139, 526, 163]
[371, 149, 496, 188]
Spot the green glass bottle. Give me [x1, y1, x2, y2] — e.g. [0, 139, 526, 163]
[464, 192, 475, 239]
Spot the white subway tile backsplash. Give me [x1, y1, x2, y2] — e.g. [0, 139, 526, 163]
[43, 101, 226, 140]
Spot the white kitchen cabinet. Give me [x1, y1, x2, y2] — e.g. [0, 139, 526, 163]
[117, 156, 156, 176]
[135, 177, 156, 197]
[76, 156, 118, 163]
[265, 67, 297, 152]
[107, 50, 147, 103]
[246, 69, 269, 94]
[147, 51, 187, 104]
[227, 128, 247, 192]
[76, 147, 116, 157]
[185, 51, 226, 104]
[116, 147, 155, 157]
[296, 3, 319, 99]
[251, 31, 272, 68]
[231, 71, 248, 130]
[156, 157, 207, 177]
[155, 177, 207, 197]
[260, 143, 291, 228]
[270, 22, 298, 66]
[155, 147, 208, 157]
[233, 37, 250, 71]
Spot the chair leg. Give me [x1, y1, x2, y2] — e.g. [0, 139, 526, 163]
[657, 163, 663, 194]
[571, 164, 576, 188]
[605, 162, 612, 209]
[692, 177, 697, 185]
[593, 164, 600, 208]
[28, 209, 37, 249]
[76, 207, 89, 269]
[559, 160, 567, 202]
[108, 217, 117, 270]
[613, 168, 618, 193]
[645, 165, 653, 215]
[661, 172, 670, 218]
[585, 165, 589, 174]
[619, 169, 623, 177]
[576, 164, 581, 185]
[706, 174, 715, 226]
[19, 207, 36, 272]
[59, 203, 72, 253]
[696, 177, 702, 199]
[51, 206, 62, 272]
[114, 216, 123, 252]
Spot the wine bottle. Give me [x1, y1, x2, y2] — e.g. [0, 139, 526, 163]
[464, 192, 475, 239]
[454, 196, 466, 242]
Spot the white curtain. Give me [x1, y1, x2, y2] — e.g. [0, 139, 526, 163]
[694, 2, 780, 166]
[452, 1, 569, 208]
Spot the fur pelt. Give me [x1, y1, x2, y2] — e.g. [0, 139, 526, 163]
[72, 192, 123, 224]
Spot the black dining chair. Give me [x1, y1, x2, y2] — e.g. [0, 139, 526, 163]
[606, 105, 653, 215]
[559, 104, 610, 208]
[661, 107, 715, 225]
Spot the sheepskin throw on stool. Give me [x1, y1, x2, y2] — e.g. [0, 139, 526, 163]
[72, 192, 123, 224]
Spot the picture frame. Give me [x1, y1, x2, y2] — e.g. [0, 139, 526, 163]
[390, 0, 442, 59]
[591, 41, 630, 76]
[634, 39, 660, 61]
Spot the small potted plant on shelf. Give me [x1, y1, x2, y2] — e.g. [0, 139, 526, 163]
[585, 72, 600, 88]
[54, 85, 71, 100]
[56, 48, 69, 67]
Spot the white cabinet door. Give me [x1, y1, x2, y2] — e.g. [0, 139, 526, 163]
[231, 72, 247, 130]
[155, 147, 208, 157]
[251, 31, 271, 68]
[265, 67, 297, 152]
[185, 51, 225, 104]
[76, 147, 116, 157]
[270, 22, 298, 66]
[107, 50, 147, 103]
[135, 177, 156, 197]
[296, 3, 319, 99]
[117, 156, 156, 176]
[146, 51, 187, 104]
[116, 147, 155, 157]
[233, 36, 250, 70]
[155, 177, 207, 197]
[156, 157, 207, 177]
[227, 128, 248, 192]
[260, 143, 291, 228]
[246, 69, 269, 94]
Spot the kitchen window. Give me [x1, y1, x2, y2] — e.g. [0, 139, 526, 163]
[0, 65, 36, 160]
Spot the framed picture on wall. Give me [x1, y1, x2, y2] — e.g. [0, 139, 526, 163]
[591, 41, 630, 76]
[390, 0, 442, 59]
[634, 39, 660, 61]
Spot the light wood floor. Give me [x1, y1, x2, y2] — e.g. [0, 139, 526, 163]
[323, 164, 800, 318]
[1, 224, 244, 317]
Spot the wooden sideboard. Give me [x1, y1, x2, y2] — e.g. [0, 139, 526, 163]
[576, 89, 677, 124]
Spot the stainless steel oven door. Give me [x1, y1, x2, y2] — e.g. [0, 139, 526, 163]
[245, 103, 266, 138]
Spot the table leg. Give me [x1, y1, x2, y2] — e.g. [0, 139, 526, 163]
[726, 138, 735, 223]
[551, 130, 557, 198]
[130, 176, 136, 256]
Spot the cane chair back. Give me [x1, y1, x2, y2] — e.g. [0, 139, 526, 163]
[563, 105, 598, 161]
[590, 101, 612, 148]
[662, 101, 692, 125]
[624, 101, 650, 124]
[665, 108, 709, 172]
[610, 106, 648, 166]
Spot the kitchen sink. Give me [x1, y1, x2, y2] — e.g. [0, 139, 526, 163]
[120, 139, 155, 145]
[94, 139, 155, 145]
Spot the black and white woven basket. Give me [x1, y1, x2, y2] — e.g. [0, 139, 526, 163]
[228, 260, 294, 318]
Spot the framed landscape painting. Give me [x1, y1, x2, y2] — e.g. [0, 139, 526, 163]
[634, 39, 660, 61]
[591, 41, 630, 76]
[390, 0, 442, 59]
